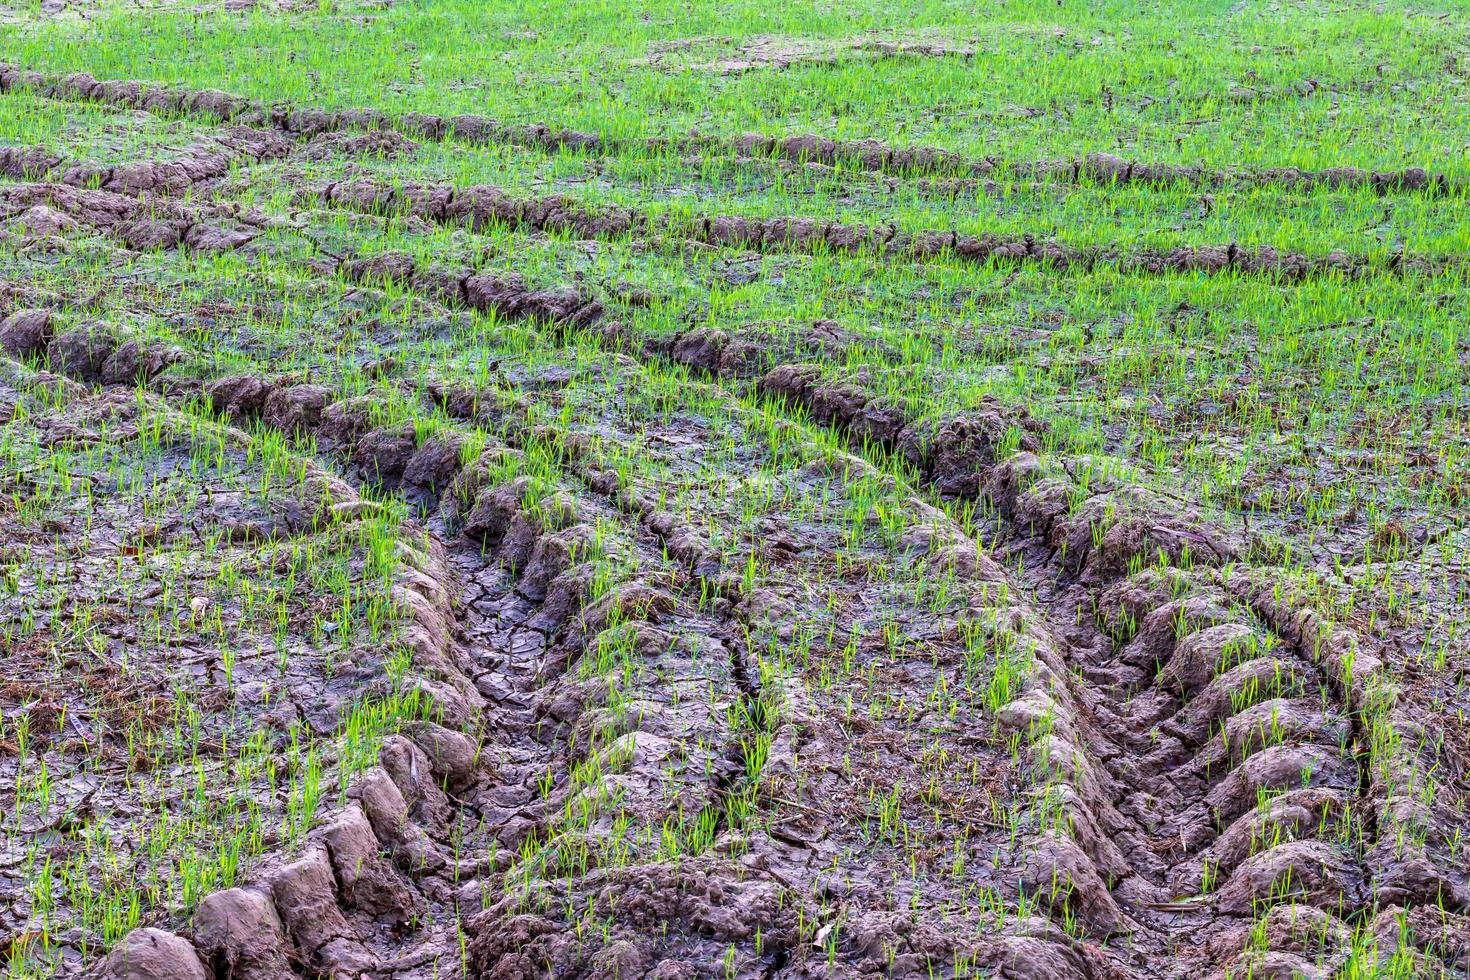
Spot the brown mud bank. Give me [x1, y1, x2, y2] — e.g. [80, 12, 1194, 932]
[0, 126, 290, 194]
[0, 179, 609, 332]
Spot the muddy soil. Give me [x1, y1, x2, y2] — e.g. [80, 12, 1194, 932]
[16, 275, 1470, 978]
[1, 59, 1468, 980]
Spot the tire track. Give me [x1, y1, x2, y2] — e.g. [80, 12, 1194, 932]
[8, 138, 1467, 974]
[738, 350, 1470, 974]
[11, 333, 794, 976]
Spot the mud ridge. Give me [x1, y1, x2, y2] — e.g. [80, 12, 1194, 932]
[206, 367, 808, 975]
[310, 174, 1457, 283]
[0, 178, 607, 330]
[1, 133, 1455, 285]
[0, 179, 283, 252]
[11, 208, 1456, 963]
[3, 302, 741, 976]
[0, 126, 291, 196]
[33, 306, 1470, 976]
[423, 372, 1133, 978]
[2, 63, 1457, 197]
[673, 138, 1455, 198]
[31, 349, 762, 974]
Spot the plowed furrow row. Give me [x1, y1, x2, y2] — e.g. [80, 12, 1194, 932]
[2, 63, 1455, 197]
[0, 180, 283, 252]
[0, 126, 290, 195]
[2, 135, 1457, 289]
[0, 179, 608, 331]
[311, 174, 1457, 282]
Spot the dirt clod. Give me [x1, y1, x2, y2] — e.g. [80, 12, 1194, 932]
[97, 929, 208, 980]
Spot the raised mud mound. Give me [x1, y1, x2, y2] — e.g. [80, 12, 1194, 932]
[0, 125, 290, 193]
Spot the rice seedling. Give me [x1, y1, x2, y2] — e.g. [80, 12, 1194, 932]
[0, 0, 1466, 974]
